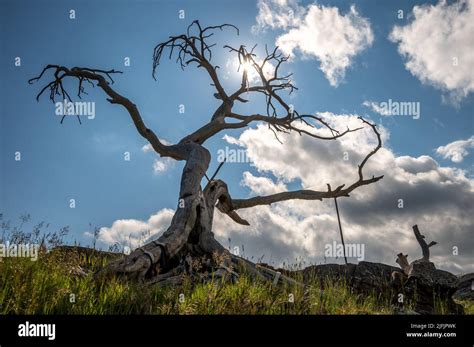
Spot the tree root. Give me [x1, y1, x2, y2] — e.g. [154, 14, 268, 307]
[132, 250, 305, 289]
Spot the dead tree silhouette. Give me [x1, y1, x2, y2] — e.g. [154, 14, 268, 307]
[29, 21, 383, 285]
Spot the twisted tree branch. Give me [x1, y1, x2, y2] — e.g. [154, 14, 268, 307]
[29, 65, 186, 160]
[224, 118, 383, 212]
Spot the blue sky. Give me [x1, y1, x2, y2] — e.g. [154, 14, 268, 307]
[1, 0, 473, 270]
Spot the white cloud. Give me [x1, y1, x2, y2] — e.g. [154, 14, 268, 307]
[222, 134, 244, 146]
[254, 0, 374, 87]
[436, 136, 474, 163]
[253, 0, 303, 30]
[241, 171, 288, 195]
[237, 113, 389, 188]
[362, 100, 391, 116]
[389, 0, 474, 104]
[97, 209, 174, 249]
[142, 143, 174, 174]
[213, 115, 473, 273]
[100, 114, 473, 273]
[141, 144, 154, 153]
[151, 159, 171, 173]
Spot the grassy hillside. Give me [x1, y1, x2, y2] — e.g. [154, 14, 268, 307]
[1, 249, 471, 315]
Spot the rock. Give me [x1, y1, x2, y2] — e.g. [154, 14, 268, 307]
[404, 260, 463, 314]
[453, 273, 474, 301]
[351, 261, 399, 294]
[301, 263, 357, 284]
[287, 260, 467, 314]
[407, 260, 436, 279]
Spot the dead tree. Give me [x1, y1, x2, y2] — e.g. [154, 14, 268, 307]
[396, 224, 438, 275]
[29, 21, 383, 285]
[391, 225, 461, 314]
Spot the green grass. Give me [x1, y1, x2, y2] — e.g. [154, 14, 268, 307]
[1, 251, 470, 315]
[2, 214, 471, 315]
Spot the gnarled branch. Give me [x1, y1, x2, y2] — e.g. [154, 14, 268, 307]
[175, 42, 363, 145]
[224, 117, 383, 213]
[29, 65, 185, 160]
[152, 20, 238, 101]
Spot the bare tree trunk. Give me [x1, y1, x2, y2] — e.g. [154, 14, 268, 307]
[96, 143, 212, 280]
[95, 143, 299, 286]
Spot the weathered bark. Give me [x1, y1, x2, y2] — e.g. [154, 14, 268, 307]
[96, 143, 211, 280]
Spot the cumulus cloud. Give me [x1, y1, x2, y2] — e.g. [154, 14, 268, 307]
[99, 114, 473, 274]
[97, 208, 174, 249]
[389, 0, 474, 104]
[217, 115, 474, 273]
[241, 171, 288, 195]
[142, 143, 174, 174]
[253, 0, 374, 86]
[436, 136, 474, 163]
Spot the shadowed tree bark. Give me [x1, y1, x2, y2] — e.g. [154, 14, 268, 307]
[29, 21, 383, 286]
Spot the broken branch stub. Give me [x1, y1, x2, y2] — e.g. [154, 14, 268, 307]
[412, 224, 437, 262]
